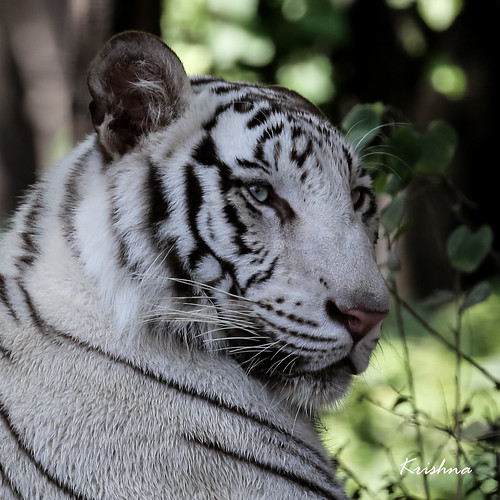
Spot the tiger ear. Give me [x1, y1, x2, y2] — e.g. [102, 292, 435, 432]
[87, 31, 192, 159]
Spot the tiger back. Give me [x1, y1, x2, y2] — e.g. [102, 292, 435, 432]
[0, 32, 389, 499]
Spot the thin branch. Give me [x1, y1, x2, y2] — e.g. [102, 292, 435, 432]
[389, 287, 500, 390]
[392, 279, 432, 500]
[335, 452, 378, 499]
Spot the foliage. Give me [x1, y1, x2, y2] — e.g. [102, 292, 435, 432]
[162, 1, 500, 498]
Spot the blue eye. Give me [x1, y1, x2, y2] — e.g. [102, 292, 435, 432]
[248, 184, 271, 203]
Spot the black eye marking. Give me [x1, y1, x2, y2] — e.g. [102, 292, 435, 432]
[245, 182, 295, 224]
[351, 186, 372, 211]
[351, 187, 363, 210]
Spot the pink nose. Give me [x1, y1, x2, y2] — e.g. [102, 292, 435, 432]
[326, 300, 388, 342]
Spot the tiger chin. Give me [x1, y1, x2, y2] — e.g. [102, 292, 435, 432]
[0, 31, 389, 499]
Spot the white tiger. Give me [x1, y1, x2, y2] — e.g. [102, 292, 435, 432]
[0, 32, 389, 499]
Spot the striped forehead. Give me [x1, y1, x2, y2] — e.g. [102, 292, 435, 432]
[201, 93, 356, 192]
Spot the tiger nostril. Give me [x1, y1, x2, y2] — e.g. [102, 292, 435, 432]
[325, 300, 356, 335]
[325, 299, 388, 342]
[325, 299, 343, 323]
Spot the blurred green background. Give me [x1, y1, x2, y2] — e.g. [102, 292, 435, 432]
[1, 1, 499, 498]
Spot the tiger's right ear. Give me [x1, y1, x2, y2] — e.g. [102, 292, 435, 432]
[87, 31, 192, 160]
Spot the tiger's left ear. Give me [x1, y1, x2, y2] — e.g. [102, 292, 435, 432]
[87, 31, 192, 159]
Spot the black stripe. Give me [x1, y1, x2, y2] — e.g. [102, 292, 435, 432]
[362, 192, 377, 224]
[233, 101, 254, 114]
[184, 434, 337, 499]
[107, 182, 140, 276]
[261, 122, 284, 140]
[106, 157, 174, 279]
[147, 159, 171, 227]
[0, 277, 13, 357]
[184, 164, 241, 285]
[257, 325, 333, 354]
[0, 341, 11, 360]
[222, 201, 251, 255]
[290, 138, 314, 169]
[161, 239, 193, 297]
[17, 282, 44, 331]
[60, 167, 81, 245]
[342, 145, 353, 173]
[0, 461, 23, 499]
[253, 140, 272, 171]
[184, 165, 241, 281]
[359, 166, 368, 178]
[0, 274, 19, 324]
[14, 190, 44, 271]
[256, 308, 320, 332]
[268, 191, 296, 224]
[202, 103, 232, 131]
[192, 134, 219, 166]
[59, 147, 95, 256]
[109, 202, 128, 270]
[190, 76, 221, 86]
[185, 165, 210, 269]
[243, 255, 278, 292]
[247, 106, 276, 129]
[255, 312, 332, 344]
[210, 160, 255, 256]
[273, 140, 282, 169]
[292, 125, 304, 140]
[236, 158, 269, 173]
[0, 406, 88, 500]
[212, 82, 246, 95]
[248, 248, 269, 266]
[233, 191, 263, 219]
[248, 122, 285, 176]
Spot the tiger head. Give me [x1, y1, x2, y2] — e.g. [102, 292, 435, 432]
[88, 32, 390, 412]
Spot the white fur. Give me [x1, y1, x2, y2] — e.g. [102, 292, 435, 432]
[0, 32, 389, 499]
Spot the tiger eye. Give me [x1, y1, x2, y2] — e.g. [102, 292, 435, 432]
[248, 184, 271, 203]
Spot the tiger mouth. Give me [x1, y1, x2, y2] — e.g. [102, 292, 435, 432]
[275, 356, 356, 381]
[227, 332, 358, 382]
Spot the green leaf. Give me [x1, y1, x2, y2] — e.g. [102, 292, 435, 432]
[462, 421, 490, 441]
[385, 126, 420, 191]
[447, 225, 493, 273]
[415, 120, 457, 176]
[392, 220, 413, 241]
[384, 173, 411, 196]
[460, 281, 493, 312]
[420, 289, 456, 309]
[387, 250, 401, 272]
[381, 195, 405, 234]
[372, 172, 389, 195]
[341, 103, 383, 151]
